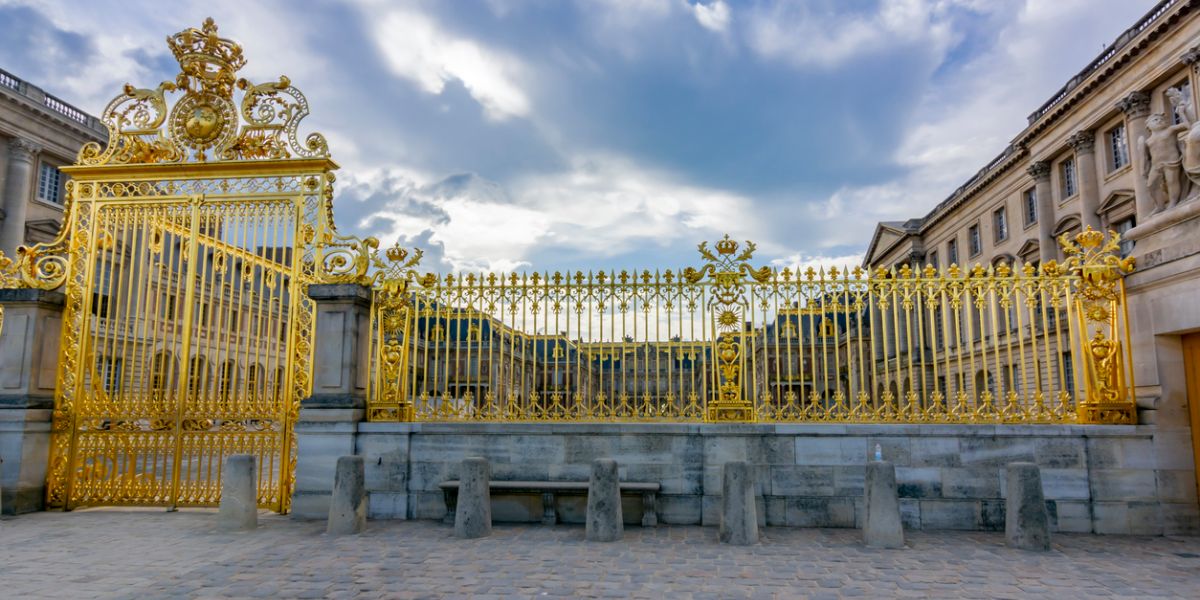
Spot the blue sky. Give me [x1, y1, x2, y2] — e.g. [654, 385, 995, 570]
[0, 0, 1157, 272]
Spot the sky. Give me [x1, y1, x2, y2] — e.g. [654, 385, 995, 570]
[0, 0, 1160, 274]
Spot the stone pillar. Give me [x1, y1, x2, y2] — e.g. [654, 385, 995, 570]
[586, 458, 623, 542]
[1028, 161, 1056, 263]
[1119, 91, 1154, 222]
[219, 454, 258, 531]
[0, 138, 40, 259]
[290, 283, 371, 519]
[327, 455, 367, 535]
[455, 457, 492, 539]
[1069, 130, 1102, 230]
[719, 461, 759, 545]
[863, 460, 904, 549]
[0, 288, 62, 514]
[1005, 462, 1050, 551]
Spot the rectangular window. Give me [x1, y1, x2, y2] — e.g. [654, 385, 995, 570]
[993, 207, 1008, 242]
[1059, 351, 1075, 395]
[91, 293, 111, 318]
[1023, 188, 1037, 225]
[968, 224, 982, 256]
[99, 357, 123, 393]
[1115, 217, 1135, 257]
[947, 239, 959, 265]
[927, 251, 938, 269]
[933, 307, 944, 350]
[1109, 124, 1129, 171]
[160, 294, 176, 320]
[1060, 157, 1077, 198]
[37, 163, 63, 204]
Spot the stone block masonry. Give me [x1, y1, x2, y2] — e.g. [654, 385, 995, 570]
[326, 422, 1200, 534]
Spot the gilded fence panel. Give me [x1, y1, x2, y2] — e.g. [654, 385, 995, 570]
[360, 229, 1136, 425]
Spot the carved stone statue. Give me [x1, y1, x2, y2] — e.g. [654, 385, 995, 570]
[1139, 113, 1189, 211]
[1181, 118, 1200, 195]
[1166, 84, 1196, 127]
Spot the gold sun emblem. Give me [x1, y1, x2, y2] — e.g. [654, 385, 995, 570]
[717, 309, 739, 328]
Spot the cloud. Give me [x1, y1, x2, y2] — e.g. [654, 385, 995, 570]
[770, 252, 868, 275]
[690, 1, 730, 33]
[342, 153, 765, 272]
[371, 6, 531, 121]
[744, 0, 954, 69]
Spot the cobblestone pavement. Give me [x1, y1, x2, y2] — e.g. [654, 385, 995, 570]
[2, 510, 1199, 599]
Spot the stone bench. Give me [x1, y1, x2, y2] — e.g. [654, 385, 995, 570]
[439, 480, 660, 527]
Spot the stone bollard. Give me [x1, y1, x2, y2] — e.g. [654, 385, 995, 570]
[863, 460, 904, 549]
[327, 455, 367, 535]
[455, 457, 492, 539]
[719, 461, 759, 545]
[219, 454, 258, 531]
[1006, 462, 1051, 551]
[586, 458, 623, 542]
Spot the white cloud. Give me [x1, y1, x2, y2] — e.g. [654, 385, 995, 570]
[770, 252, 868, 274]
[744, 0, 953, 69]
[356, 153, 765, 271]
[690, 1, 730, 33]
[371, 7, 531, 121]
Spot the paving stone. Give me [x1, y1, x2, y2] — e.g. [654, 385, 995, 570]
[0, 510, 1198, 597]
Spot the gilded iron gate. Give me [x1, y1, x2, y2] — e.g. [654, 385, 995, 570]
[0, 19, 345, 511]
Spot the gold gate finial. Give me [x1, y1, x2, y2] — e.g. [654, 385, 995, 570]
[79, 17, 329, 166]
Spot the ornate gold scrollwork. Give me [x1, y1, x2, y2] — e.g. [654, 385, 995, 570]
[78, 17, 328, 167]
[366, 242, 426, 421]
[1060, 227, 1136, 424]
[684, 235, 769, 422]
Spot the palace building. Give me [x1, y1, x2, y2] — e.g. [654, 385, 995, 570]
[0, 67, 106, 257]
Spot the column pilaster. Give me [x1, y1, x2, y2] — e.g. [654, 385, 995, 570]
[1028, 161, 1055, 263]
[1068, 130, 1102, 230]
[1118, 91, 1153, 222]
[0, 138, 41, 258]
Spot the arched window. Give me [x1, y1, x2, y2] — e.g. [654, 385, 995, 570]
[974, 370, 996, 399]
[274, 366, 287, 400]
[246, 364, 263, 398]
[150, 351, 177, 412]
[219, 361, 237, 403]
[188, 356, 209, 395]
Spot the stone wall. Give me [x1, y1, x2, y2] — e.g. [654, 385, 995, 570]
[291, 420, 1199, 535]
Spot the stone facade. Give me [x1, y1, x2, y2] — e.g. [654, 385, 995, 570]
[0, 67, 106, 258]
[865, 0, 1200, 523]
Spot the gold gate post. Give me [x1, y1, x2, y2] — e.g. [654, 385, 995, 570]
[365, 243, 426, 422]
[686, 235, 771, 423]
[1061, 227, 1137, 424]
